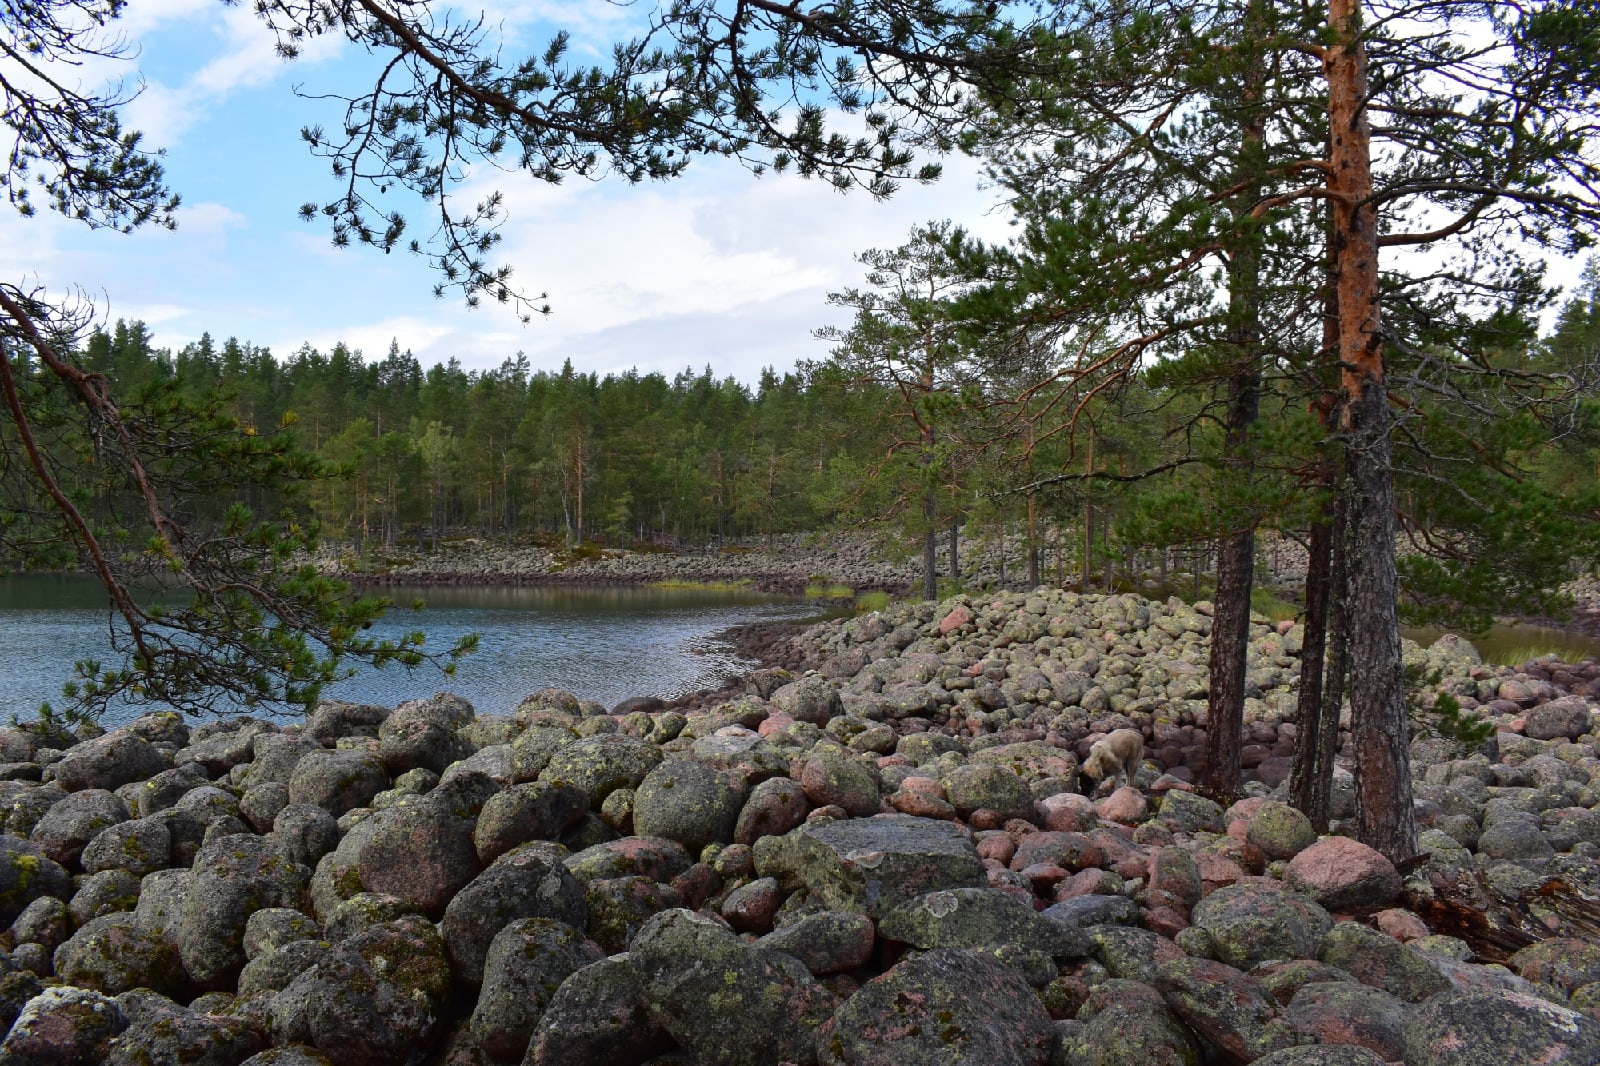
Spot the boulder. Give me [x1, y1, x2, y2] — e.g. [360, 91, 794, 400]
[473, 781, 588, 865]
[287, 750, 391, 817]
[523, 956, 671, 1066]
[1402, 987, 1600, 1066]
[758, 911, 875, 976]
[629, 909, 836, 1066]
[1284, 837, 1401, 912]
[468, 918, 604, 1061]
[177, 834, 308, 991]
[818, 948, 1056, 1066]
[356, 800, 481, 919]
[791, 815, 984, 919]
[52, 732, 169, 793]
[1154, 956, 1303, 1063]
[1283, 981, 1411, 1062]
[632, 760, 747, 851]
[439, 850, 587, 986]
[1189, 882, 1333, 971]
[878, 887, 1090, 958]
[30, 788, 129, 869]
[0, 985, 127, 1063]
[53, 912, 185, 996]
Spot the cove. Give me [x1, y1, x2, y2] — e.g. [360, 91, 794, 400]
[0, 575, 832, 724]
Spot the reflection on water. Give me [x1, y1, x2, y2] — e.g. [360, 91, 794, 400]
[1403, 622, 1600, 666]
[0, 575, 832, 724]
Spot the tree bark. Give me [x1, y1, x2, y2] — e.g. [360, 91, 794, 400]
[949, 518, 959, 582]
[923, 490, 938, 601]
[1327, 0, 1416, 861]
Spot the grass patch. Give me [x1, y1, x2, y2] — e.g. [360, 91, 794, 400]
[629, 541, 674, 554]
[855, 590, 893, 613]
[1488, 643, 1565, 667]
[651, 579, 753, 592]
[806, 582, 855, 599]
[1250, 587, 1301, 623]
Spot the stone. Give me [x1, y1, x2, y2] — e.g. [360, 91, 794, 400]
[1523, 697, 1594, 741]
[944, 763, 1034, 820]
[758, 910, 875, 975]
[356, 800, 481, 918]
[30, 788, 129, 869]
[632, 759, 747, 851]
[1284, 837, 1401, 912]
[68, 869, 141, 925]
[289, 916, 452, 1066]
[721, 876, 781, 933]
[1154, 956, 1303, 1063]
[80, 818, 171, 876]
[817, 948, 1055, 1066]
[177, 833, 308, 991]
[1318, 921, 1451, 1003]
[771, 675, 841, 724]
[243, 908, 322, 961]
[1156, 789, 1225, 833]
[628, 909, 836, 1066]
[800, 749, 882, 817]
[468, 918, 603, 1061]
[1043, 894, 1140, 930]
[1091, 924, 1188, 985]
[523, 956, 671, 1066]
[879, 887, 1090, 958]
[106, 992, 265, 1066]
[1245, 802, 1317, 861]
[734, 776, 810, 845]
[378, 694, 476, 775]
[1402, 987, 1600, 1066]
[472, 781, 588, 864]
[270, 803, 341, 869]
[0, 986, 127, 1063]
[792, 815, 984, 919]
[287, 750, 392, 817]
[1190, 882, 1333, 971]
[53, 912, 185, 996]
[306, 701, 390, 745]
[1284, 981, 1411, 1062]
[563, 835, 692, 884]
[583, 876, 679, 955]
[1098, 786, 1149, 824]
[439, 850, 587, 986]
[0, 835, 72, 923]
[539, 734, 662, 806]
[1070, 978, 1201, 1066]
[1510, 938, 1600, 996]
[52, 732, 169, 793]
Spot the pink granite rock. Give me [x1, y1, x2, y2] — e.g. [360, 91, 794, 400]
[1036, 792, 1099, 832]
[1097, 786, 1148, 825]
[1285, 837, 1401, 912]
[938, 605, 974, 635]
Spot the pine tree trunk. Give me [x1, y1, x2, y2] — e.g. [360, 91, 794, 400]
[1027, 496, 1039, 587]
[1328, 0, 1416, 861]
[949, 518, 959, 582]
[1291, 508, 1335, 829]
[923, 491, 937, 601]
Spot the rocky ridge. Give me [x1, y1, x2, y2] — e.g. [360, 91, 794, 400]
[0, 588, 1598, 1065]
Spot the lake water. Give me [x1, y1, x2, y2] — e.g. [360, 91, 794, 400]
[0, 575, 834, 724]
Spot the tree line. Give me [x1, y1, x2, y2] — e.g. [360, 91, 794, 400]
[5, 0, 1600, 863]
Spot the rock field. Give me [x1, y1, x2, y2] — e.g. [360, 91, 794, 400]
[1, 588, 1600, 1065]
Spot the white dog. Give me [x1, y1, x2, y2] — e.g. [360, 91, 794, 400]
[1080, 728, 1145, 793]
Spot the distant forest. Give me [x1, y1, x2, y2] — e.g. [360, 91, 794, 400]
[17, 265, 1600, 618]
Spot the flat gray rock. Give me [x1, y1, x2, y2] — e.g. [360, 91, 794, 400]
[792, 815, 983, 918]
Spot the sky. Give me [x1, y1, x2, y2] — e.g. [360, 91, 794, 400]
[1, 0, 1017, 384]
[5, 3, 1591, 386]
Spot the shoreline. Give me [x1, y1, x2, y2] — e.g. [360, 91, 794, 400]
[1, 587, 1598, 1063]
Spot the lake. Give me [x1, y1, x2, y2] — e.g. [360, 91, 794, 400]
[0, 575, 835, 724]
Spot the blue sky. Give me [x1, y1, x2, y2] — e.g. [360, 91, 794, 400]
[5, 3, 1588, 384]
[4, 0, 1015, 382]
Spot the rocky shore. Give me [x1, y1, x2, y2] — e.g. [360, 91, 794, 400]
[328, 533, 924, 596]
[1, 589, 1600, 1064]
